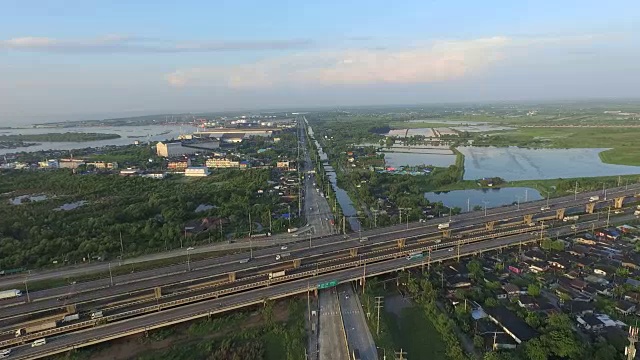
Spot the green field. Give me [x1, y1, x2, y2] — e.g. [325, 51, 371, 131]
[386, 306, 447, 360]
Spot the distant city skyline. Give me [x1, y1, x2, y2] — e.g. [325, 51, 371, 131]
[1, 0, 639, 123]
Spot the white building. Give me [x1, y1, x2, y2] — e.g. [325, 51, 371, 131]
[185, 167, 210, 177]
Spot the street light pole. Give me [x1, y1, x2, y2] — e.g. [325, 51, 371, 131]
[109, 262, 113, 286]
[187, 249, 191, 272]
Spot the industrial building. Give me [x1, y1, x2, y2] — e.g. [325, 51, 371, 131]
[156, 140, 220, 157]
[185, 167, 210, 177]
[205, 158, 240, 168]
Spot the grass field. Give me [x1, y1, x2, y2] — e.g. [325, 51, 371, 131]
[386, 306, 447, 360]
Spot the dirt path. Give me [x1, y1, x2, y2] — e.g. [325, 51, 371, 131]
[88, 303, 290, 360]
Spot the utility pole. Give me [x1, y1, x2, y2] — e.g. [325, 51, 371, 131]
[375, 296, 384, 335]
[395, 348, 408, 360]
[574, 181, 578, 200]
[268, 209, 272, 233]
[467, 198, 470, 212]
[109, 262, 114, 286]
[119, 231, 124, 259]
[248, 211, 252, 237]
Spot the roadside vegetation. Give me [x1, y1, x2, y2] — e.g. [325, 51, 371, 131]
[0, 168, 298, 269]
[51, 299, 306, 360]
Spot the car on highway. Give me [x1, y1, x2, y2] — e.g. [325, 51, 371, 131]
[0, 349, 11, 357]
[186, 247, 195, 251]
[31, 338, 46, 347]
[540, 206, 551, 211]
[280, 245, 288, 250]
[614, 210, 624, 214]
[448, 248, 454, 252]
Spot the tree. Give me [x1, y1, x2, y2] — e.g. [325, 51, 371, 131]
[527, 284, 541, 297]
[474, 335, 485, 349]
[467, 259, 484, 281]
[523, 338, 548, 360]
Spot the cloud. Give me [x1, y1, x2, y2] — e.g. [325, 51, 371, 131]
[165, 36, 510, 88]
[0, 35, 313, 53]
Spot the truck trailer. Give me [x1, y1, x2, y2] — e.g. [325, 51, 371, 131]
[0, 289, 22, 300]
[15, 321, 58, 337]
[268, 271, 286, 279]
[437, 223, 450, 230]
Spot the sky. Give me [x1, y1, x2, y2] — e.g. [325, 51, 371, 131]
[1, 0, 639, 123]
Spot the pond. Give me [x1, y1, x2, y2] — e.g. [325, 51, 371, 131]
[55, 200, 88, 211]
[459, 146, 640, 181]
[424, 187, 543, 211]
[195, 204, 217, 213]
[10, 194, 48, 205]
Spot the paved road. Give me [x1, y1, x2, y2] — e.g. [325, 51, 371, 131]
[7, 215, 634, 359]
[318, 288, 349, 360]
[338, 284, 378, 360]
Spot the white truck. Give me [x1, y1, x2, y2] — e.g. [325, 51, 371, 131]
[0, 289, 22, 300]
[438, 223, 450, 230]
[275, 253, 291, 261]
[589, 195, 600, 202]
[268, 271, 286, 279]
[90, 311, 103, 320]
[563, 215, 579, 222]
[62, 313, 80, 322]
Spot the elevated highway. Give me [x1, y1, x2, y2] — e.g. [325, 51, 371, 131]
[7, 214, 634, 360]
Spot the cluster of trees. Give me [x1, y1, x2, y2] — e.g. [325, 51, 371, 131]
[0, 132, 121, 142]
[0, 168, 295, 269]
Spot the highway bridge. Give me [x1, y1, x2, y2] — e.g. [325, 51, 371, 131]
[0, 184, 639, 359]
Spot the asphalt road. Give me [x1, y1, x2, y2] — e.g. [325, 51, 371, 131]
[317, 288, 349, 360]
[338, 284, 378, 360]
[7, 214, 634, 359]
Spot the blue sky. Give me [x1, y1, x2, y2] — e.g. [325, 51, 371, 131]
[1, 0, 639, 122]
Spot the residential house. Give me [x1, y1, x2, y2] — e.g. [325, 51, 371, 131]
[615, 300, 636, 315]
[517, 295, 538, 309]
[577, 313, 605, 331]
[502, 283, 520, 297]
[485, 306, 538, 344]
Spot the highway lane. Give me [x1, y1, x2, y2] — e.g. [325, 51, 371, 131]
[8, 214, 634, 359]
[1, 182, 637, 293]
[317, 288, 349, 360]
[338, 283, 378, 360]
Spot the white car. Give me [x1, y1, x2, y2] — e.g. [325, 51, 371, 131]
[448, 248, 454, 252]
[0, 349, 11, 356]
[280, 245, 288, 250]
[186, 247, 195, 251]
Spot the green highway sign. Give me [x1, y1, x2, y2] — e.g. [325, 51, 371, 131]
[318, 280, 338, 289]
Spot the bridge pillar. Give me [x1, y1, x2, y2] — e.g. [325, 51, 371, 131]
[614, 196, 625, 209]
[396, 238, 406, 248]
[556, 208, 565, 220]
[349, 248, 358, 257]
[486, 221, 495, 231]
[153, 287, 162, 299]
[65, 304, 76, 314]
[314, 288, 318, 297]
[523, 214, 533, 225]
[228, 272, 236, 282]
[441, 230, 451, 238]
[293, 259, 301, 268]
[586, 202, 596, 214]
